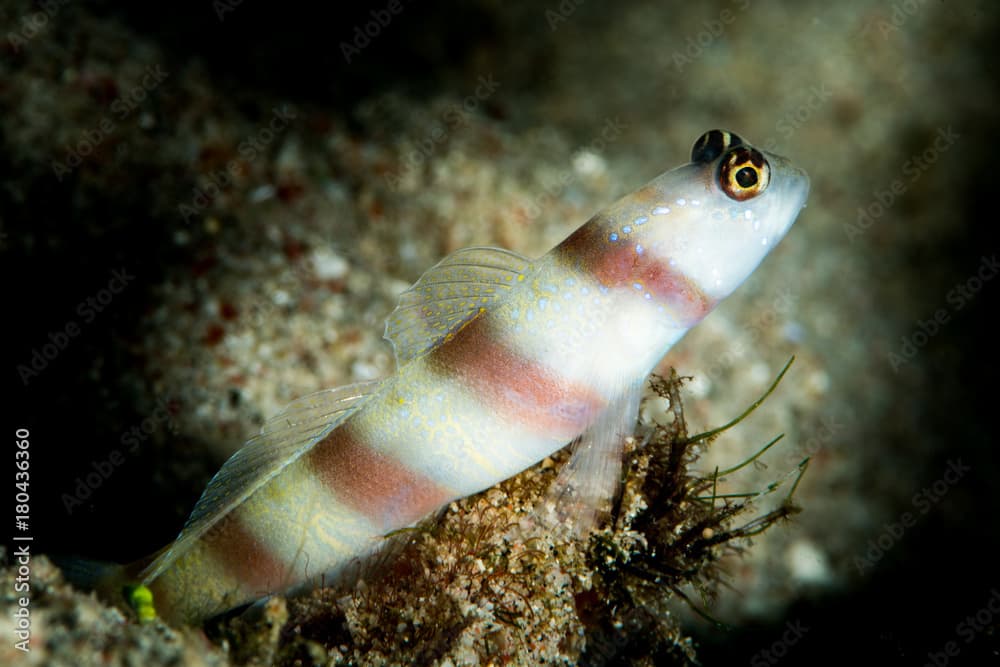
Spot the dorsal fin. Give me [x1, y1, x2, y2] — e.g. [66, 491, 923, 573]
[384, 246, 532, 365]
[141, 381, 381, 582]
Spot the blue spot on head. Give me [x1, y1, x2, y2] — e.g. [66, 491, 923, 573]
[609, 232, 619, 242]
[622, 225, 632, 234]
[635, 216, 649, 225]
[635, 244, 644, 255]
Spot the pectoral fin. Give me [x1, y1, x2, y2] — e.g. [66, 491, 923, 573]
[540, 379, 644, 536]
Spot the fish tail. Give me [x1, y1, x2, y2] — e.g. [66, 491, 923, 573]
[55, 555, 124, 591]
[55, 556, 157, 622]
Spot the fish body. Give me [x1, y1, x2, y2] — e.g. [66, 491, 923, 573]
[127, 130, 809, 623]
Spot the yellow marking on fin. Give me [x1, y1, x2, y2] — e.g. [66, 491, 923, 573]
[125, 584, 157, 623]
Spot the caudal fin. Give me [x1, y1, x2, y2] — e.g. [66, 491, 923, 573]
[54, 556, 124, 592]
[55, 556, 159, 620]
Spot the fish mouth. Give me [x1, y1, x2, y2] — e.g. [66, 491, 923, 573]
[765, 152, 810, 225]
[791, 167, 811, 214]
[785, 166, 811, 214]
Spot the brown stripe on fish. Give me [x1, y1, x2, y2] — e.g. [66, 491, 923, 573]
[307, 424, 453, 531]
[554, 218, 715, 327]
[202, 509, 292, 597]
[146, 557, 240, 624]
[427, 313, 606, 440]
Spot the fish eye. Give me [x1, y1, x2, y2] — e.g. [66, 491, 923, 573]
[691, 129, 743, 164]
[719, 146, 770, 201]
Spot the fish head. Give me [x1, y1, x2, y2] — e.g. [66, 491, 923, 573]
[640, 129, 810, 303]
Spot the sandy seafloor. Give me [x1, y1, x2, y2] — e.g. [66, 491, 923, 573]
[2, 0, 999, 664]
